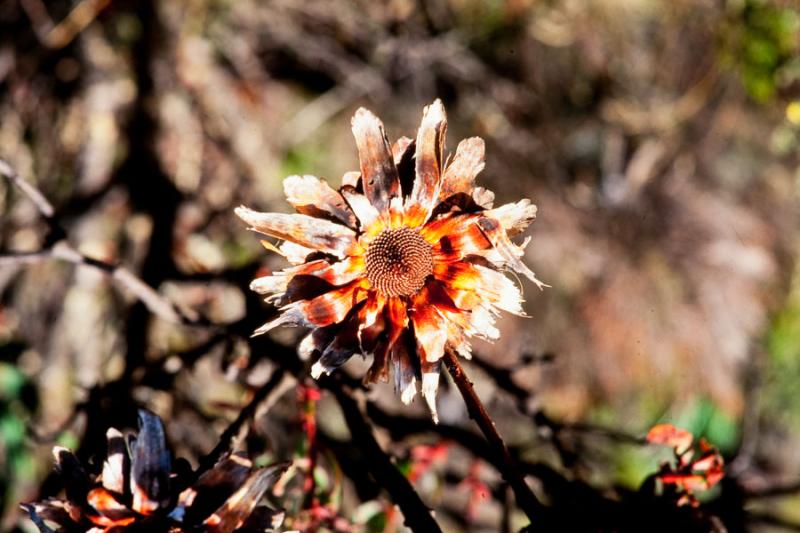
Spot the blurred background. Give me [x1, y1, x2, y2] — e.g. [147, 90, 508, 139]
[2, 0, 800, 530]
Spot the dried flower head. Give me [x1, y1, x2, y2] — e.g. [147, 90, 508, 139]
[23, 410, 288, 532]
[237, 99, 543, 421]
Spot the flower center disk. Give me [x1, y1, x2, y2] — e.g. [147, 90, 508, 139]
[365, 227, 433, 297]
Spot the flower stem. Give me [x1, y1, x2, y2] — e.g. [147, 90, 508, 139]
[443, 349, 546, 523]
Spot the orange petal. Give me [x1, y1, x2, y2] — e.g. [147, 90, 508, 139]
[236, 207, 357, 259]
[434, 261, 525, 315]
[405, 100, 447, 227]
[351, 108, 401, 215]
[646, 424, 694, 456]
[411, 303, 447, 364]
[283, 175, 358, 229]
[365, 297, 408, 384]
[254, 279, 369, 336]
[87, 488, 137, 527]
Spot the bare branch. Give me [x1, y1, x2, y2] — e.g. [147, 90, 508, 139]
[0, 158, 55, 218]
[443, 349, 547, 522]
[0, 242, 191, 325]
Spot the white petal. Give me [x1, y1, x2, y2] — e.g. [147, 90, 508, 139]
[422, 370, 441, 424]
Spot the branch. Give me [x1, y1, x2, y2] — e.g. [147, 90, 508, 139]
[192, 368, 290, 482]
[0, 158, 55, 218]
[328, 382, 442, 533]
[443, 349, 547, 523]
[0, 243, 189, 325]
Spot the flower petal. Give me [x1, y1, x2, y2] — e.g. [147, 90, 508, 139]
[392, 136, 413, 165]
[236, 207, 357, 259]
[298, 327, 337, 361]
[406, 99, 447, 227]
[179, 454, 253, 524]
[253, 279, 368, 336]
[357, 292, 387, 352]
[392, 337, 418, 404]
[101, 428, 128, 495]
[203, 462, 289, 533]
[86, 488, 137, 527]
[351, 108, 400, 214]
[421, 361, 441, 424]
[283, 175, 358, 229]
[130, 410, 172, 515]
[340, 186, 383, 233]
[484, 199, 537, 236]
[439, 137, 485, 201]
[365, 297, 407, 384]
[52, 447, 90, 504]
[476, 216, 546, 289]
[311, 311, 362, 379]
[411, 302, 448, 364]
[434, 261, 526, 316]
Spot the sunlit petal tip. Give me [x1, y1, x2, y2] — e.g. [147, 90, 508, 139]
[249, 275, 287, 295]
[399, 377, 418, 405]
[310, 361, 326, 380]
[251, 308, 304, 337]
[422, 371, 440, 424]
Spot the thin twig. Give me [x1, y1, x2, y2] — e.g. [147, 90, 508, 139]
[0, 158, 55, 218]
[329, 382, 442, 533]
[0, 243, 188, 325]
[443, 349, 547, 523]
[192, 368, 289, 482]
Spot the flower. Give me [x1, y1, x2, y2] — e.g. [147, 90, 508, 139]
[236, 100, 543, 421]
[646, 423, 725, 507]
[22, 410, 288, 532]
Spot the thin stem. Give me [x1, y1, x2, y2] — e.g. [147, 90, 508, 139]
[443, 348, 546, 523]
[330, 382, 442, 533]
[192, 368, 288, 482]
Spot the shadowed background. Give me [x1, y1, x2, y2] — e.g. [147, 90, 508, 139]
[2, 0, 800, 530]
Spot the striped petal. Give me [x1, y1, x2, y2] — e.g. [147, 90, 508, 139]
[130, 410, 171, 515]
[410, 302, 447, 364]
[365, 297, 408, 383]
[311, 308, 364, 378]
[357, 292, 386, 350]
[406, 100, 447, 227]
[439, 137, 485, 201]
[476, 216, 547, 289]
[86, 488, 136, 527]
[236, 207, 357, 259]
[283, 175, 357, 229]
[434, 261, 526, 316]
[298, 327, 337, 361]
[392, 336, 418, 404]
[253, 279, 368, 336]
[351, 108, 400, 215]
[203, 463, 289, 533]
